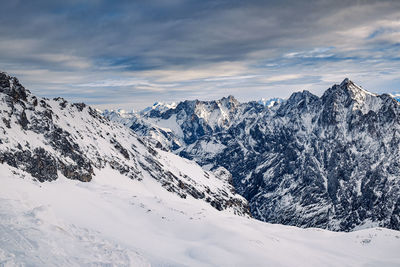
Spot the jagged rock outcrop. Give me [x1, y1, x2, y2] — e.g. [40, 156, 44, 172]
[107, 79, 400, 231]
[121, 95, 242, 151]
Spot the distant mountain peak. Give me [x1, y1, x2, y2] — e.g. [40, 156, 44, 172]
[322, 78, 377, 106]
[140, 101, 177, 115]
[340, 77, 351, 86]
[339, 78, 375, 96]
[218, 95, 240, 110]
[220, 95, 237, 102]
[102, 108, 135, 119]
[390, 92, 400, 103]
[258, 97, 284, 108]
[105, 79, 400, 232]
[0, 72, 29, 102]
[288, 90, 316, 100]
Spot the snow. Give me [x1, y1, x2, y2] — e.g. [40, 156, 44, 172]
[140, 101, 177, 115]
[1, 165, 399, 266]
[101, 109, 137, 127]
[106, 79, 400, 232]
[0, 83, 247, 216]
[258, 97, 284, 108]
[2, 75, 400, 265]
[147, 114, 185, 138]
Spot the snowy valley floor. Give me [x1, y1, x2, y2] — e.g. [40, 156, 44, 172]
[0, 164, 399, 267]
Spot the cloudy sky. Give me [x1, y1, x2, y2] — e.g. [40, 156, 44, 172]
[1, 0, 400, 110]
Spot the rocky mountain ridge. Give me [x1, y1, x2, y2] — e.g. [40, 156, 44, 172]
[106, 78, 400, 231]
[0, 72, 249, 215]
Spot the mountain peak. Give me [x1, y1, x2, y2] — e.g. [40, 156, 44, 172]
[218, 95, 237, 103]
[0, 72, 29, 102]
[225, 95, 237, 101]
[322, 78, 376, 104]
[219, 95, 239, 108]
[338, 78, 362, 92]
[340, 78, 351, 87]
[258, 97, 284, 108]
[287, 90, 317, 103]
[338, 78, 374, 96]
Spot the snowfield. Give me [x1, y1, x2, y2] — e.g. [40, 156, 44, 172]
[0, 73, 399, 266]
[1, 164, 399, 267]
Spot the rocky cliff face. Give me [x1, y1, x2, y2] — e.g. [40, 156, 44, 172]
[107, 79, 400, 231]
[0, 72, 249, 216]
[120, 95, 241, 151]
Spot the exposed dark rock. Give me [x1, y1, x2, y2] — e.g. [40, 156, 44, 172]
[19, 109, 29, 130]
[73, 102, 86, 111]
[45, 127, 93, 182]
[0, 72, 28, 102]
[111, 138, 130, 160]
[0, 147, 58, 182]
[2, 117, 11, 128]
[116, 79, 400, 231]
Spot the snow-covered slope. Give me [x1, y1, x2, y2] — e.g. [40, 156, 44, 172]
[106, 79, 400, 232]
[1, 165, 400, 266]
[140, 101, 178, 115]
[0, 72, 249, 215]
[101, 108, 136, 126]
[258, 97, 285, 107]
[0, 72, 399, 266]
[390, 92, 400, 103]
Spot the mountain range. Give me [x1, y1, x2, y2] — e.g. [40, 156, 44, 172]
[0, 72, 248, 215]
[105, 78, 400, 232]
[0, 71, 399, 265]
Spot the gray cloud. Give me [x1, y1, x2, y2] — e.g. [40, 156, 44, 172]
[0, 0, 400, 109]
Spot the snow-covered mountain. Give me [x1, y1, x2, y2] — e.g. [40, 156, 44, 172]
[390, 92, 400, 103]
[258, 97, 284, 107]
[1, 72, 399, 265]
[140, 101, 178, 115]
[3, 159, 400, 266]
[106, 79, 400, 232]
[0, 72, 249, 215]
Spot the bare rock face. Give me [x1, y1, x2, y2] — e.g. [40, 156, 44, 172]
[0, 147, 58, 182]
[0, 72, 28, 102]
[108, 79, 400, 231]
[0, 72, 250, 216]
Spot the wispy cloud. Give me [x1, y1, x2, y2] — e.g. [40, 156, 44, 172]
[0, 0, 399, 109]
[284, 48, 335, 59]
